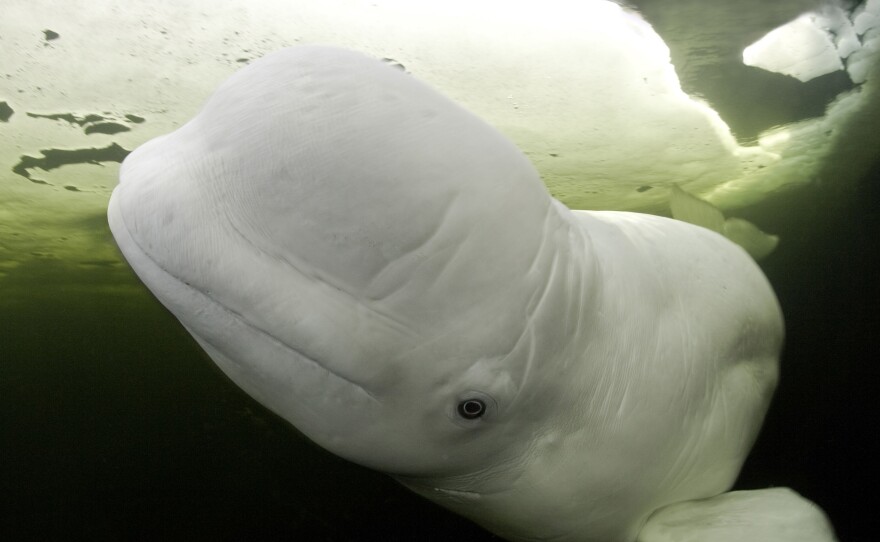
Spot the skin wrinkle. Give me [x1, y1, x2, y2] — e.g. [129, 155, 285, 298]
[525, 199, 559, 276]
[364, 188, 458, 302]
[512, 259, 562, 410]
[489, 319, 536, 418]
[398, 445, 531, 497]
[560, 220, 592, 377]
[519, 210, 596, 416]
[222, 194, 418, 338]
[587, 270, 643, 435]
[497, 203, 582, 418]
[513, 325, 539, 412]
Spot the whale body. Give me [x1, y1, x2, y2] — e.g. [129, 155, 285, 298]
[107, 46, 831, 541]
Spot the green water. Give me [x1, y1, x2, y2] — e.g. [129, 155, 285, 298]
[1, 265, 490, 540]
[725, 171, 879, 542]
[1, 169, 877, 541]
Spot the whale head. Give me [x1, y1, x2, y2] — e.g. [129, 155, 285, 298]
[109, 45, 591, 475]
[109, 46, 783, 541]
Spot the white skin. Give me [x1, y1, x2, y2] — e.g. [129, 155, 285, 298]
[109, 46, 832, 541]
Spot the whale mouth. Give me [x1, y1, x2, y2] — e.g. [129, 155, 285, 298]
[186, 290, 379, 401]
[429, 486, 482, 499]
[394, 469, 523, 502]
[397, 479, 575, 542]
[394, 480, 483, 504]
[108, 192, 378, 404]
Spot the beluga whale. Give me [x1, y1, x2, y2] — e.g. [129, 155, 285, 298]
[107, 45, 836, 541]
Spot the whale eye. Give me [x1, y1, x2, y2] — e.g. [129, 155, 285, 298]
[451, 391, 497, 426]
[457, 399, 486, 419]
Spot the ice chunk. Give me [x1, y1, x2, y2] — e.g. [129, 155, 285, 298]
[853, 0, 880, 35]
[743, 13, 844, 82]
[670, 185, 778, 260]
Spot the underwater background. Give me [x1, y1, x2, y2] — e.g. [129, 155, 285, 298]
[2, 1, 878, 541]
[3, 160, 877, 542]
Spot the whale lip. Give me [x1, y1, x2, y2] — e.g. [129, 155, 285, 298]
[108, 188, 378, 402]
[394, 479, 484, 504]
[191, 288, 379, 400]
[427, 486, 482, 499]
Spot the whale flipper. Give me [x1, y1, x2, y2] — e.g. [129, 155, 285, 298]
[638, 488, 837, 542]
